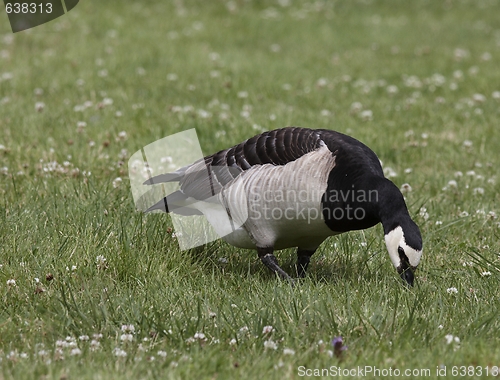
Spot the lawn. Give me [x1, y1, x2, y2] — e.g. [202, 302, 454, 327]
[1, 0, 500, 379]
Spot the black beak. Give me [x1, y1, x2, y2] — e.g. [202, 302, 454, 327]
[399, 266, 414, 287]
[397, 247, 416, 287]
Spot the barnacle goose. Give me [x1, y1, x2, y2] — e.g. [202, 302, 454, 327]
[144, 127, 423, 286]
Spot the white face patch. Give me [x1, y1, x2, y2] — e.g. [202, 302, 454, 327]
[384, 226, 422, 269]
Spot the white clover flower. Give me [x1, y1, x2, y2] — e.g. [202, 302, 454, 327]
[386, 85, 398, 95]
[429, 73, 446, 86]
[469, 66, 479, 75]
[229, 338, 237, 345]
[445, 334, 460, 346]
[403, 75, 422, 88]
[193, 332, 206, 340]
[96, 255, 107, 269]
[463, 140, 473, 148]
[447, 180, 458, 188]
[0, 70, 13, 81]
[6, 351, 18, 360]
[167, 73, 178, 81]
[270, 44, 281, 52]
[113, 347, 127, 357]
[454, 49, 469, 61]
[79, 335, 89, 341]
[262, 325, 274, 334]
[481, 52, 492, 61]
[6, 279, 16, 287]
[472, 93, 486, 103]
[70, 348, 82, 356]
[419, 207, 429, 220]
[480, 271, 491, 277]
[400, 183, 412, 193]
[316, 78, 328, 88]
[157, 350, 167, 358]
[350, 102, 363, 114]
[121, 324, 135, 333]
[492, 91, 500, 100]
[35, 102, 45, 112]
[116, 131, 127, 141]
[283, 348, 295, 355]
[120, 334, 134, 342]
[38, 350, 49, 357]
[209, 52, 220, 61]
[56, 340, 68, 348]
[237, 91, 248, 98]
[473, 187, 485, 195]
[112, 177, 122, 188]
[360, 109, 373, 121]
[446, 287, 458, 294]
[198, 109, 211, 119]
[264, 340, 278, 350]
[383, 167, 397, 178]
[239, 326, 249, 333]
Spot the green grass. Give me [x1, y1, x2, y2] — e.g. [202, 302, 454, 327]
[1, 0, 500, 378]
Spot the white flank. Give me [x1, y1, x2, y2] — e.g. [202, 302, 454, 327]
[213, 144, 338, 250]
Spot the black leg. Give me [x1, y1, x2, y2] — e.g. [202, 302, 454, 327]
[257, 247, 293, 281]
[296, 248, 316, 278]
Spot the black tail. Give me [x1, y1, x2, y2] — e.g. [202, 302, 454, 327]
[143, 172, 183, 185]
[145, 191, 203, 216]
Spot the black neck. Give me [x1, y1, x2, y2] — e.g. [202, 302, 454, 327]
[322, 175, 411, 233]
